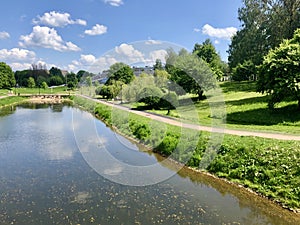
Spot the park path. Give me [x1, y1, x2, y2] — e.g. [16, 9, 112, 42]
[78, 95, 300, 141]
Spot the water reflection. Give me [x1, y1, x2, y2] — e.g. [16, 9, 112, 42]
[0, 104, 299, 225]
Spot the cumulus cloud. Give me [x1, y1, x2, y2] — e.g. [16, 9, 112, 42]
[148, 50, 168, 64]
[115, 43, 145, 63]
[0, 48, 36, 61]
[80, 54, 97, 65]
[84, 24, 108, 36]
[10, 62, 33, 71]
[0, 31, 10, 39]
[104, 0, 124, 7]
[19, 26, 81, 52]
[33, 11, 87, 27]
[202, 24, 237, 40]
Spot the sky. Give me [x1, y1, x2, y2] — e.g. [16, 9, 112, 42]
[0, 0, 243, 73]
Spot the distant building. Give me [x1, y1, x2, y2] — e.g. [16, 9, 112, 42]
[132, 66, 154, 76]
[93, 66, 154, 84]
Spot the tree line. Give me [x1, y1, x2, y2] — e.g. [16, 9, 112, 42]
[0, 63, 94, 90]
[95, 44, 222, 112]
[228, 0, 300, 109]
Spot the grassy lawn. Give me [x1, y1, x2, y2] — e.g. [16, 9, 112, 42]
[0, 86, 73, 96]
[132, 81, 300, 135]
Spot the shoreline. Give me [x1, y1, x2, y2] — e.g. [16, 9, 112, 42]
[73, 95, 300, 214]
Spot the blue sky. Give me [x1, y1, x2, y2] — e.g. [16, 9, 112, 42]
[0, 0, 242, 73]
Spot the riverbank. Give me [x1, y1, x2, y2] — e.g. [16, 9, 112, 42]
[0, 95, 73, 108]
[73, 95, 300, 213]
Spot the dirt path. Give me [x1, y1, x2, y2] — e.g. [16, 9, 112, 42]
[79, 95, 300, 141]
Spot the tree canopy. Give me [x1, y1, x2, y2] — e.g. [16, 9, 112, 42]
[257, 28, 300, 109]
[166, 49, 216, 100]
[193, 39, 225, 79]
[0, 62, 16, 89]
[228, 0, 300, 80]
[106, 62, 135, 84]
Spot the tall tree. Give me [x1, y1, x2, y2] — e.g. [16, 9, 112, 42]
[106, 62, 135, 85]
[0, 62, 16, 89]
[257, 28, 300, 109]
[166, 49, 216, 100]
[228, 0, 300, 71]
[193, 39, 225, 79]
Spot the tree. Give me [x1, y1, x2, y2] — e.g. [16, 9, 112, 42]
[166, 49, 216, 100]
[137, 86, 163, 109]
[49, 67, 63, 77]
[257, 28, 300, 109]
[228, 0, 300, 71]
[232, 60, 257, 81]
[193, 39, 224, 79]
[160, 91, 179, 114]
[153, 59, 164, 70]
[154, 69, 170, 89]
[27, 77, 36, 88]
[41, 81, 48, 89]
[0, 62, 16, 89]
[106, 62, 135, 84]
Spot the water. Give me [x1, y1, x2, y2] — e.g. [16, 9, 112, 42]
[0, 104, 299, 225]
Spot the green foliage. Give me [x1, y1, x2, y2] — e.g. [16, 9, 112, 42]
[208, 135, 300, 209]
[49, 67, 63, 77]
[138, 86, 163, 109]
[0, 96, 25, 107]
[153, 59, 164, 70]
[74, 95, 300, 209]
[166, 49, 216, 100]
[160, 91, 179, 110]
[154, 69, 170, 88]
[27, 77, 36, 88]
[49, 76, 64, 86]
[232, 60, 257, 81]
[106, 62, 135, 84]
[257, 28, 300, 109]
[193, 39, 225, 79]
[228, 0, 300, 70]
[129, 120, 151, 141]
[41, 81, 48, 89]
[0, 62, 16, 89]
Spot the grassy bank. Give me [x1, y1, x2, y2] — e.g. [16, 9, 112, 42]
[74, 95, 300, 212]
[124, 81, 300, 134]
[0, 96, 26, 108]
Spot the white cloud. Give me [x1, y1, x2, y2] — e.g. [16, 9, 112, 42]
[10, 63, 32, 71]
[19, 26, 81, 52]
[0, 48, 36, 61]
[193, 28, 201, 33]
[145, 39, 162, 45]
[115, 43, 145, 63]
[104, 0, 124, 7]
[84, 24, 108, 36]
[202, 24, 237, 40]
[148, 50, 168, 64]
[0, 31, 10, 39]
[33, 11, 87, 27]
[80, 54, 97, 65]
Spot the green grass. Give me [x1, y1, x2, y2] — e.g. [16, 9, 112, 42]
[15, 86, 69, 95]
[0, 96, 26, 107]
[125, 81, 300, 135]
[73, 95, 300, 211]
[0, 86, 71, 96]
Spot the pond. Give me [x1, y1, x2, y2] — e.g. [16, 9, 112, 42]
[0, 104, 299, 225]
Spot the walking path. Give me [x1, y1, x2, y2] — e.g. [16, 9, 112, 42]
[79, 95, 300, 141]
